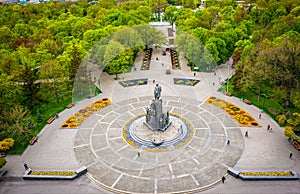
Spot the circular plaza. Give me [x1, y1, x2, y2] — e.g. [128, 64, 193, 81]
[74, 94, 244, 193]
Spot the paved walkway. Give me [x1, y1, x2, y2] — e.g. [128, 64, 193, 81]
[1, 27, 300, 193]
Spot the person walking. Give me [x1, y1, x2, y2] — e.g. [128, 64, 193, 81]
[245, 131, 248, 138]
[267, 124, 270, 131]
[24, 163, 29, 170]
[259, 114, 261, 119]
[138, 152, 140, 157]
[222, 176, 226, 183]
[227, 140, 230, 145]
[290, 153, 293, 159]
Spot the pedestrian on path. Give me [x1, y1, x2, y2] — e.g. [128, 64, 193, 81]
[290, 153, 293, 158]
[24, 163, 29, 170]
[267, 124, 270, 131]
[194, 72, 196, 76]
[227, 140, 230, 145]
[245, 131, 248, 138]
[222, 176, 226, 183]
[138, 152, 140, 157]
[259, 114, 261, 119]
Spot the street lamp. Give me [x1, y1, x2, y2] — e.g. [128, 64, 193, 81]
[261, 93, 267, 112]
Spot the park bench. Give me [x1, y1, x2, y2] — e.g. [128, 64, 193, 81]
[29, 136, 38, 145]
[67, 104, 74, 109]
[224, 92, 232, 97]
[292, 141, 300, 151]
[243, 99, 252, 105]
[47, 117, 55, 124]
[88, 94, 95, 99]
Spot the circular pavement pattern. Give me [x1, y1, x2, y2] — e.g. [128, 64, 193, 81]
[74, 96, 244, 193]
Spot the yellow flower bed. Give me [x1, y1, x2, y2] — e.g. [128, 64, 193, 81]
[206, 96, 260, 127]
[61, 98, 112, 128]
[240, 171, 292, 176]
[30, 171, 76, 176]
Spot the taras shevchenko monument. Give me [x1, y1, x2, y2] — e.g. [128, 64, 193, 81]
[144, 84, 171, 131]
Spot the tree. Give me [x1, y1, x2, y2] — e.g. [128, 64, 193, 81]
[262, 34, 300, 107]
[69, 45, 82, 88]
[133, 25, 168, 48]
[164, 6, 178, 29]
[15, 48, 39, 109]
[150, 0, 168, 20]
[106, 50, 134, 79]
[205, 37, 228, 64]
[1, 105, 31, 138]
[239, 41, 271, 101]
[40, 60, 66, 103]
[0, 69, 19, 113]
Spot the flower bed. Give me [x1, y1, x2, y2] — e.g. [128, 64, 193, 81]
[119, 78, 148, 87]
[141, 48, 152, 70]
[170, 49, 180, 69]
[228, 168, 299, 180]
[173, 78, 200, 86]
[61, 98, 112, 128]
[206, 96, 260, 127]
[23, 166, 87, 180]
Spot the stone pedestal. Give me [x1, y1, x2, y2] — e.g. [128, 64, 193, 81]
[144, 99, 171, 131]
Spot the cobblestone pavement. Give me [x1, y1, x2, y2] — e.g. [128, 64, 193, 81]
[1, 27, 299, 194]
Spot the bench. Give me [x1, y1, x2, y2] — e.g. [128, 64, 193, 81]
[243, 99, 252, 105]
[47, 117, 55, 124]
[88, 94, 95, 99]
[29, 136, 38, 145]
[292, 141, 300, 151]
[67, 104, 74, 109]
[224, 92, 232, 97]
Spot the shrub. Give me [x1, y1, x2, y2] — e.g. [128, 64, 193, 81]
[276, 114, 287, 125]
[0, 157, 6, 169]
[284, 126, 295, 140]
[0, 138, 14, 152]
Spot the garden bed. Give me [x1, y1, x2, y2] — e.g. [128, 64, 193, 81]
[61, 98, 112, 128]
[206, 96, 260, 127]
[23, 166, 87, 180]
[228, 168, 299, 180]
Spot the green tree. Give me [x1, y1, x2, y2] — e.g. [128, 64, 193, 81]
[40, 60, 66, 103]
[164, 6, 178, 29]
[69, 45, 83, 88]
[1, 105, 31, 138]
[106, 50, 134, 79]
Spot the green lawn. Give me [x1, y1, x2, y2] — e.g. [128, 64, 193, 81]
[220, 78, 299, 124]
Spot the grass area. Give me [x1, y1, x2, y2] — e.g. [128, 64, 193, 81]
[220, 78, 299, 124]
[6, 94, 72, 155]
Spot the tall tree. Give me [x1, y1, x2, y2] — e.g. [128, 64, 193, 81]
[164, 6, 178, 29]
[263, 34, 300, 107]
[40, 60, 66, 104]
[69, 45, 82, 88]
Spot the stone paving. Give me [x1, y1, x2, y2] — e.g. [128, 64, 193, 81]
[74, 96, 243, 193]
